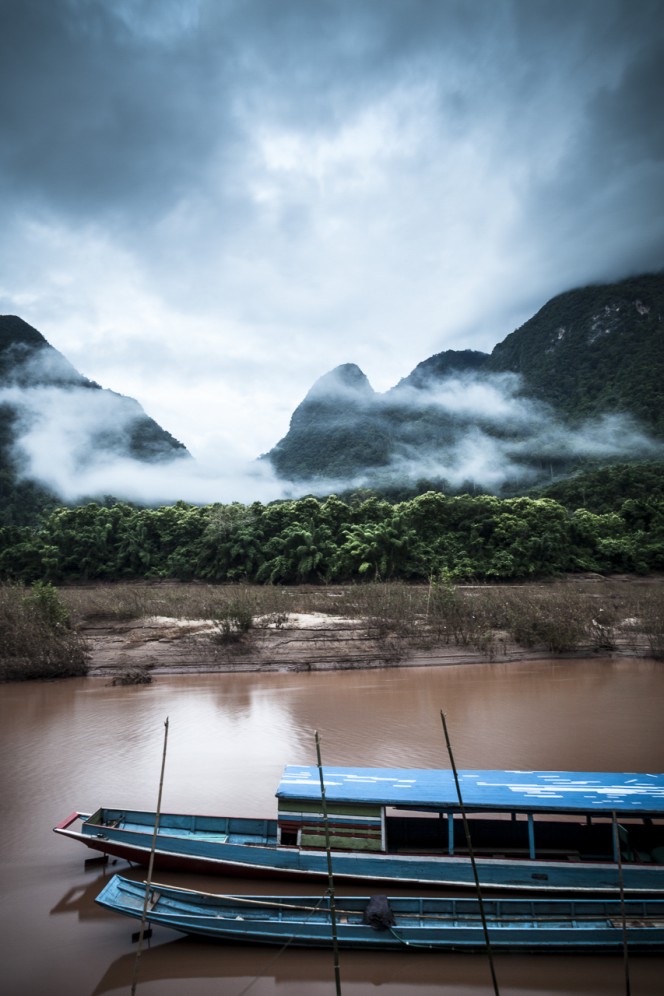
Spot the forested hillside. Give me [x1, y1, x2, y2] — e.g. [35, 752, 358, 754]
[268, 272, 664, 489]
[0, 315, 189, 525]
[487, 272, 664, 433]
[2, 273, 663, 578]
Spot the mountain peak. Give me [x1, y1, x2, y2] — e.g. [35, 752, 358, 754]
[0, 316, 190, 520]
[266, 271, 664, 490]
[0, 314, 92, 387]
[304, 363, 374, 401]
[392, 349, 490, 392]
[0, 314, 49, 349]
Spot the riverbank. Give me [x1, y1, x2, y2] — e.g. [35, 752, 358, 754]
[65, 574, 663, 680]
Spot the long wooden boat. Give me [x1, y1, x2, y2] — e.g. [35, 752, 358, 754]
[95, 874, 664, 951]
[55, 766, 664, 894]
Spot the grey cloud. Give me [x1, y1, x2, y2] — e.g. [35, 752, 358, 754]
[0, 0, 662, 476]
[0, 0, 642, 222]
[511, 7, 664, 285]
[3, 0, 660, 250]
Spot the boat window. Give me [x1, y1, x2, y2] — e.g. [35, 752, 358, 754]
[385, 809, 448, 852]
[279, 828, 298, 847]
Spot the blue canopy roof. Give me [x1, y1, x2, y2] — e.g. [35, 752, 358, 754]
[277, 766, 664, 815]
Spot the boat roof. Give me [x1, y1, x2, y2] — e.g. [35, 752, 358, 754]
[277, 766, 664, 815]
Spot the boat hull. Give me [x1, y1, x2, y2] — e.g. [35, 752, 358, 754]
[95, 875, 664, 951]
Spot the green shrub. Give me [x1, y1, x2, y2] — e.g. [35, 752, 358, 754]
[210, 599, 254, 644]
[24, 580, 71, 629]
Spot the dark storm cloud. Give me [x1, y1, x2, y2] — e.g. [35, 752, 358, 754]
[3, 0, 658, 223]
[512, 4, 664, 288]
[0, 0, 239, 221]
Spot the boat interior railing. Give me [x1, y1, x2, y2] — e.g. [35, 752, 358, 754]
[384, 810, 664, 864]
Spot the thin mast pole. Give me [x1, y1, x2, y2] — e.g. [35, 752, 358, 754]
[440, 710, 500, 996]
[612, 812, 631, 996]
[131, 716, 169, 996]
[315, 731, 342, 996]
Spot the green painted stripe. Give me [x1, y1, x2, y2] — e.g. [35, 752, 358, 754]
[301, 832, 383, 852]
[278, 801, 382, 818]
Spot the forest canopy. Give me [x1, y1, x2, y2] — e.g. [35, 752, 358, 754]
[2, 478, 663, 585]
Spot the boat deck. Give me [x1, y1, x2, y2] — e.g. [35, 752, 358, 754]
[80, 810, 280, 848]
[95, 820, 277, 847]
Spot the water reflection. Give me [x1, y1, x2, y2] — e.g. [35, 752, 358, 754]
[91, 938, 664, 996]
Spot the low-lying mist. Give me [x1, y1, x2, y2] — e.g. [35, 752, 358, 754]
[4, 367, 662, 508]
[379, 371, 662, 490]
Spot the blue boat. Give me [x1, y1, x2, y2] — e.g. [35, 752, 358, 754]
[55, 767, 664, 893]
[95, 874, 664, 951]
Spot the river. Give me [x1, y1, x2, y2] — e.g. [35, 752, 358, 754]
[1, 657, 663, 996]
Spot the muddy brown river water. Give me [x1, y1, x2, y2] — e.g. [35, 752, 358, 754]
[1, 657, 663, 996]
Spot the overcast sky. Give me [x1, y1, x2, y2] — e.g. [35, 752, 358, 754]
[1, 0, 663, 482]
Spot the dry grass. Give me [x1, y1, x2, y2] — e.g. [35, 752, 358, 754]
[632, 587, 664, 661]
[10, 578, 662, 682]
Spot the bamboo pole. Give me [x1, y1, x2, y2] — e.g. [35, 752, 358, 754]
[612, 812, 631, 996]
[131, 717, 169, 996]
[315, 731, 342, 996]
[440, 710, 500, 996]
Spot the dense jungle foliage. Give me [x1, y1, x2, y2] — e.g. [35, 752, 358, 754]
[1, 482, 663, 585]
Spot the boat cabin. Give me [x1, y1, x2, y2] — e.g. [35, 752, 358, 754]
[275, 766, 664, 864]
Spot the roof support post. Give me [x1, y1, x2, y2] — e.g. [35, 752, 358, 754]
[528, 813, 536, 860]
[612, 823, 621, 863]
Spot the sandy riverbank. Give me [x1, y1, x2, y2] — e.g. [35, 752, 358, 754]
[78, 574, 662, 679]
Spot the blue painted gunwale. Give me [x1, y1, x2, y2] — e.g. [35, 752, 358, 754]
[95, 874, 664, 951]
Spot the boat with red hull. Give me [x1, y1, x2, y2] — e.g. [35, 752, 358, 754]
[54, 766, 664, 893]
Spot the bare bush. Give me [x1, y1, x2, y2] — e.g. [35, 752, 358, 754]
[110, 664, 153, 685]
[474, 586, 593, 654]
[0, 583, 89, 681]
[635, 588, 664, 660]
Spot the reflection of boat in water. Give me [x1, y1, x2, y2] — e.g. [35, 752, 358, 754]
[50, 861, 131, 920]
[55, 766, 664, 893]
[90, 932, 664, 996]
[95, 874, 664, 952]
[50, 876, 115, 920]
